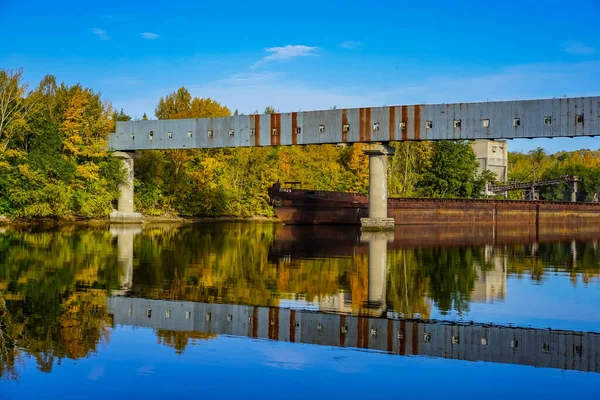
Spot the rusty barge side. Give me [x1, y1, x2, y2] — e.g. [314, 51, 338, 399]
[269, 185, 600, 226]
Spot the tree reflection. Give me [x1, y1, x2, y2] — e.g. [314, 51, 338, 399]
[1, 223, 600, 379]
[0, 228, 120, 380]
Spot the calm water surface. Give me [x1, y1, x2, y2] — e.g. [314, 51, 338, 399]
[1, 223, 599, 399]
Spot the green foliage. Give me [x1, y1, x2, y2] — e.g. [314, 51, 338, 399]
[417, 141, 481, 198]
[0, 68, 124, 218]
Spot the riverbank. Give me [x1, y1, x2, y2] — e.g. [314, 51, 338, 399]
[0, 214, 279, 228]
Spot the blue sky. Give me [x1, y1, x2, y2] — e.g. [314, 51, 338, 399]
[1, 0, 599, 153]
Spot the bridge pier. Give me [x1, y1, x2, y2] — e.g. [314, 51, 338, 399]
[361, 231, 393, 315]
[360, 144, 395, 230]
[110, 225, 141, 296]
[110, 151, 142, 223]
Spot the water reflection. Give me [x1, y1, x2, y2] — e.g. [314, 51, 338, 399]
[1, 223, 600, 381]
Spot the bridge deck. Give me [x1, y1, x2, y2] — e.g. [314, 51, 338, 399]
[110, 97, 600, 151]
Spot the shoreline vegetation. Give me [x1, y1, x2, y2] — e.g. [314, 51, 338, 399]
[0, 214, 278, 227]
[2, 68, 600, 224]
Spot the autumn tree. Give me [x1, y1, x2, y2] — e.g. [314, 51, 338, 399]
[0, 69, 34, 158]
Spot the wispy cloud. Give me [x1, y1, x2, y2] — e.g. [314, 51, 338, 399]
[92, 28, 109, 40]
[251, 45, 317, 69]
[216, 72, 279, 85]
[563, 41, 596, 55]
[141, 32, 159, 40]
[338, 41, 362, 50]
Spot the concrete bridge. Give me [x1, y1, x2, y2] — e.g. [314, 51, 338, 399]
[108, 97, 600, 228]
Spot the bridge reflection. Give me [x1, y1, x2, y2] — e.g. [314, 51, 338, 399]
[108, 296, 600, 374]
[108, 225, 599, 373]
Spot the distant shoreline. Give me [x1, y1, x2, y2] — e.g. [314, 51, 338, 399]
[0, 214, 279, 228]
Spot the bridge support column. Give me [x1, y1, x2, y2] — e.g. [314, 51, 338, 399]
[361, 144, 395, 230]
[110, 151, 142, 223]
[361, 231, 393, 316]
[110, 225, 141, 295]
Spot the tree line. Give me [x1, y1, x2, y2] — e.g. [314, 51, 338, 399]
[1, 68, 600, 219]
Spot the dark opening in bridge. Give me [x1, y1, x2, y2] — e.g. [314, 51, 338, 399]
[296, 127, 302, 134]
[130, 134, 135, 140]
[513, 118, 520, 127]
[207, 130, 214, 138]
[453, 120, 461, 128]
[319, 125, 325, 133]
[148, 131, 154, 141]
[146, 309, 152, 318]
[423, 333, 431, 343]
[187, 131, 193, 138]
[185, 311, 191, 319]
[482, 119, 490, 128]
[576, 114, 584, 124]
[542, 343, 550, 353]
[272, 128, 279, 136]
[250, 128, 255, 136]
[511, 339, 518, 348]
[168, 131, 173, 139]
[343, 124, 350, 132]
[399, 121, 406, 130]
[426, 121, 433, 129]
[372, 122, 379, 131]
[544, 116, 552, 125]
[229, 129, 234, 136]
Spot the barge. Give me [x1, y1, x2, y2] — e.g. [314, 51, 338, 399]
[268, 182, 600, 226]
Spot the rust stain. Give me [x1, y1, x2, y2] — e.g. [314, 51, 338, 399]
[341, 109, 348, 142]
[389, 107, 395, 141]
[412, 322, 419, 355]
[357, 317, 369, 349]
[271, 307, 279, 340]
[270, 113, 281, 146]
[414, 105, 421, 140]
[291, 112, 298, 145]
[268, 308, 274, 339]
[252, 307, 258, 338]
[289, 310, 296, 343]
[401, 106, 408, 141]
[357, 317, 368, 348]
[340, 315, 346, 347]
[365, 108, 371, 142]
[253, 115, 260, 147]
[359, 108, 365, 141]
[387, 320, 393, 352]
[400, 320, 406, 355]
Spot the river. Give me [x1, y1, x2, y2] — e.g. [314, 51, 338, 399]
[0, 223, 599, 398]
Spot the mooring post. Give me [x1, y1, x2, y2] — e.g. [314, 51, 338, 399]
[360, 143, 395, 230]
[110, 151, 142, 223]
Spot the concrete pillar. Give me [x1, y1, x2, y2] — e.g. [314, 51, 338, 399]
[110, 225, 142, 296]
[360, 231, 393, 316]
[360, 144, 395, 230]
[110, 151, 142, 223]
[571, 180, 578, 203]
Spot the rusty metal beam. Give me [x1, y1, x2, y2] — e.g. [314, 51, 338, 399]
[110, 97, 600, 151]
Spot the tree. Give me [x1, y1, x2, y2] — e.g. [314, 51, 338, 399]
[264, 106, 276, 114]
[417, 141, 480, 198]
[0, 69, 34, 158]
[142, 113, 148, 120]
